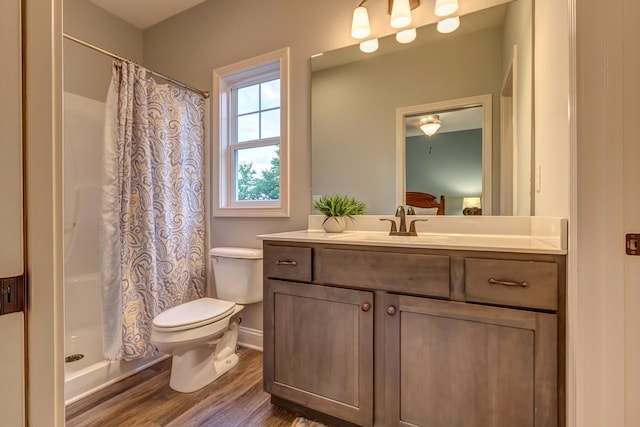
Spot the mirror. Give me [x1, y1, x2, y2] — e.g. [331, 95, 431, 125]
[311, 0, 533, 215]
[398, 95, 492, 215]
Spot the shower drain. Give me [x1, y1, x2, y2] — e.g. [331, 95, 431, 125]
[65, 354, 85, 363]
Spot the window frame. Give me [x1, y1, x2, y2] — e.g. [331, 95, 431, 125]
[212, 48, 290, 217]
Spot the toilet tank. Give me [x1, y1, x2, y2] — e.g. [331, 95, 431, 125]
[209, 247, 263, 304]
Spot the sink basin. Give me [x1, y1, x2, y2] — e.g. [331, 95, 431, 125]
[326, 231, 454, 244]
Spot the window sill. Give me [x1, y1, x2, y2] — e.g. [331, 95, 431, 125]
[212, 205, 290, 218]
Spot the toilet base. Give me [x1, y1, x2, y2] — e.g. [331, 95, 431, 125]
[168, 320, 240, 393]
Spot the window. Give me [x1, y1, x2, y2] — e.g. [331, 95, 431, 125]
[234, 78, 280, 201]
[213, 48, 290, 217]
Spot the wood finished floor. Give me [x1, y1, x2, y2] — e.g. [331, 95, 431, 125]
[66, 348, 303, 427]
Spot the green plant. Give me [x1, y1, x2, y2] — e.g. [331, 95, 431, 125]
[313, 194, 367, 224]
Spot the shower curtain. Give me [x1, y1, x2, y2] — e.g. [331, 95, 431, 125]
[101, 60, 206, 360]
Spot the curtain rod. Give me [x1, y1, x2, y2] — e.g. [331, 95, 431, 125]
[63, 33, 210, 99]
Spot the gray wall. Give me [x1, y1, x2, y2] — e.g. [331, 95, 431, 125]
[406, 129, 483, 215]
[64, 0, 143, 102]
[312, 27, 503, 214]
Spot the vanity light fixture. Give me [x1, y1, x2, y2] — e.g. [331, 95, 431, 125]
[420, 115, 442, 137]
[360, 38, 379, 53]
[390, 0, 412, 28]
[437, 16, 460, 34]
[396, 28, 417, 43]
[434, 0, 459, 17]
[351, 4, 371, 39]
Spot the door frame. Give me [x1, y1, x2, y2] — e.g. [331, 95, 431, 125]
[395, 94, 493, 215]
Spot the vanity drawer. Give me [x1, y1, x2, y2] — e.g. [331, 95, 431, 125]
[264, 245, 313, 282]
[465, 258, 558, 311]
[316, 248, 450, 298]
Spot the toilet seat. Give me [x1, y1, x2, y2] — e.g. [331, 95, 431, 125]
[152, 297, 236, 332]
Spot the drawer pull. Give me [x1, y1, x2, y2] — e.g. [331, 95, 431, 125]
[361, 302, 371, 312]
[387, 305, 397, 316]
[276, 260, 298, 267]
[488, 278, 530, 288]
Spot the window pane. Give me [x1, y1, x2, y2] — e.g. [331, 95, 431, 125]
[261, 79, 280, 110]
[237, 84, 259, 115]
[237, 113, 259, 142]
[235, 145, 280, 201]
[261, 108, 280, 139]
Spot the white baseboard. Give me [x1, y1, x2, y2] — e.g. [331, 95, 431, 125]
[238, 326, 263, 351]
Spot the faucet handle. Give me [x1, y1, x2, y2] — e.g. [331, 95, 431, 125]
[409, 219, 429, 234]
[380, 218, 398, 234]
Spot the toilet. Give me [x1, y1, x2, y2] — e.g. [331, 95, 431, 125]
[150, 247, 263, 393]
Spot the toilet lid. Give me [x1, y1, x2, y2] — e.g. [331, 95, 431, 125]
[152, 298, 236, 330]
[209, 247, 263, 259]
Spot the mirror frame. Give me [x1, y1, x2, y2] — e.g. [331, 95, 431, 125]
[395, 94, 493, 214]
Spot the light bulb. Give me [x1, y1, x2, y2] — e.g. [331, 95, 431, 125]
[351, 6, 371, 40]
[360, 38, 379, 53]
[390, 0, 412, 29]
[437, 16, 460, 34]
[434, 0, 459, 17]
[396, 28, 417, 44]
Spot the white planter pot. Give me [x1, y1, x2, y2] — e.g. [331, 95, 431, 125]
[322, 217, 346, 233]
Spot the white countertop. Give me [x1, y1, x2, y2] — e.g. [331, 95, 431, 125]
[257, 215, 568, 255]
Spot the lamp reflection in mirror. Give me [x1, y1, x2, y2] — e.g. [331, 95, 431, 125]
[434, 0, 459, 17]
[462, 197, 482, 215]
[390, 0, 412, 28]
[396, 28, 417, 44]
[420, 115, 442, 136]
[360, 38, 379, 53]
[351, 6, 371, 39]
[437, 16, 460, 33]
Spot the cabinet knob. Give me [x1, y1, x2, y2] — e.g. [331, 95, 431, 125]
[387, 305, 396, 315]
[361, 302, 371, 312]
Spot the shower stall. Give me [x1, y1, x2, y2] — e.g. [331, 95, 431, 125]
[63, 92, 167, 404]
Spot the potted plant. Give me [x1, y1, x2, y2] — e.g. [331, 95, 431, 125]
[313, 194, 367, 233]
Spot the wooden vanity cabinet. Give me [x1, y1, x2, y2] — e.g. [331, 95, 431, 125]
[264, 279, 374, 427]
[263, 241, 564, 427]
[384, 294, 557, 427]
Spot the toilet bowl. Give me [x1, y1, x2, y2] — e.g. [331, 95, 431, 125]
[150, 247, 263, 393]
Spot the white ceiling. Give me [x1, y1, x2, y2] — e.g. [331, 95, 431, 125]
[89, 0, 206, 29]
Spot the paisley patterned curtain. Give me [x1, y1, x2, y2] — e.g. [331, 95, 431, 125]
[101, 60, 206, 360]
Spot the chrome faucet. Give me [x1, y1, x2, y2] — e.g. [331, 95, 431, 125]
[379, 205, 429, 236]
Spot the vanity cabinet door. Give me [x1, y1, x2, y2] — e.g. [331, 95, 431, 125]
[384, 295, 557, 427]
[264, 279, 374, 427]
